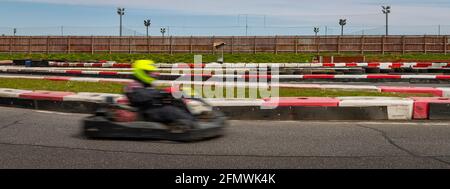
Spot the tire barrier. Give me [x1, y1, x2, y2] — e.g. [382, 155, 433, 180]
[412, 97, 450, 119]
[428, 103, 450, 120]
[2, 74, 450, 98]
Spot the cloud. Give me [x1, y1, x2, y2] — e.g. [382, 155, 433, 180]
[7, 0, 450, 26]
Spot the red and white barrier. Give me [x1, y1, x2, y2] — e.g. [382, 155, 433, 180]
[42, 61, 450, 70]
[48, 61, 131, 68]
[2, 87, 450, 120]
[157, 62, 450, 69]
[3, 74, 450, 97]
[0, 88, 32, 98]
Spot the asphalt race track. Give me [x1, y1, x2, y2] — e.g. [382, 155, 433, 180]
[1, 106, 450, 168]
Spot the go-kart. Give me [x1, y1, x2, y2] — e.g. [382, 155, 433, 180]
[82, 87, 227, 142]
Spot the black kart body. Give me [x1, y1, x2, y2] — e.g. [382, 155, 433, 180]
[82, 90, 227, 142]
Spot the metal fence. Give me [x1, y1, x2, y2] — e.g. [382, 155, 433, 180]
[0, 35, 448, 54]
[1, 25, 450, 36]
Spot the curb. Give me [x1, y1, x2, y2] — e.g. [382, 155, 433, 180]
[1, 88, 450, 120]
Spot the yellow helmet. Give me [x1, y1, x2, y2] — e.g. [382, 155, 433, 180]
[132, 60, 157, 85]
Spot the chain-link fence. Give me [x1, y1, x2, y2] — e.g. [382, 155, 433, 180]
[1, 25, 450, 37]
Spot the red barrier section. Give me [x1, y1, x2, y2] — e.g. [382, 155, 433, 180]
[345, 63, 357, 67]
[112, 63, 131, 68]
[322, 63, 334, 67]
[303, 74, 335, 79]
[366, 75, 401, 79]
[65, 70, 82, 74]
[44, 77, 71, 81]
[367, 62, 380, 67]
[19, 91, 75, 101]
[390, 63, 404, 68]
[75, 63, 84, 67]
[262, 97, 339, 107]
[412, 97, 450, 119]
[116, 97, 129, 104]
[99, 71, 119, 76]
[413, 62, 433, 68]
[379, 86, 443, 97]
[188, 63, 206, 68]
[436, 75, 450, 80]
[92, 63, 103, 67]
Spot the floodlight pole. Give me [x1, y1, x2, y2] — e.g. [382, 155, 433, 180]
[382, 6, 391, 36]
[144, 19, 151, 37]
[160, 27, 166, 37]
[117, 8, 125, 36]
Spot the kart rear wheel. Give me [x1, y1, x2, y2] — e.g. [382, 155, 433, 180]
[168, 119, 194, 134]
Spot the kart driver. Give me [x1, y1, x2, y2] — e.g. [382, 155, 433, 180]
[124, 60, 194, 125]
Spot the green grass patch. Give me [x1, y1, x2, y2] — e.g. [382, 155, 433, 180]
[0, 78, 434, 98]
[183, 85, 432, 98]
[0, 78, 124, 94]
[0, 53, 313, 63]
[1, 53, 450, 63]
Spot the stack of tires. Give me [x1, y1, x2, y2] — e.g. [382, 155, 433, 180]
[13, 59, 49, 67]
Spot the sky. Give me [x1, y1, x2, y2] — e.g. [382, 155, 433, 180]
[0, 0, 449, 36]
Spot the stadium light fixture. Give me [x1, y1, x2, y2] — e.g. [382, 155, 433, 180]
[314, 27, 320, 36]
[339, 19, 347, 36]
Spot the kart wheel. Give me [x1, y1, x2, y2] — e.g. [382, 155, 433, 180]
[168, 119, 193, 134]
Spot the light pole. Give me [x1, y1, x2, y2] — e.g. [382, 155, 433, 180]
[382, 6, 391, 36]
[339, 19, 347, 36]
[238, 14, 248, 36]
[160, 27, 166, 37]
[314, 27, 320, 36]
[144, 19, 151, 37]
[117, 7, 125, 36]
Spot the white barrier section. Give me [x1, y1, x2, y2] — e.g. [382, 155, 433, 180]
[437, 88, 450, 97]
[63, 92, 124, 103]
[333, 75, 367, 79]
[338, 97, 413, 120]
[430, 63, 448, 68]
[0, 88, 32, 98]
[204, 98, 265, 106]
